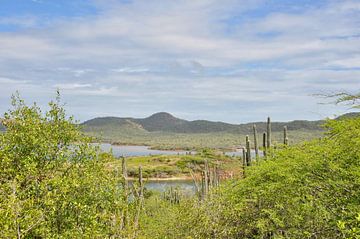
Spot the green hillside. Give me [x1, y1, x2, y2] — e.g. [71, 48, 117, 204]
[82, 112, 326, 134]
[81, 112, 333, 149]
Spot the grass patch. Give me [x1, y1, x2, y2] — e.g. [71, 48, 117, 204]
[106, 153, 243, 179]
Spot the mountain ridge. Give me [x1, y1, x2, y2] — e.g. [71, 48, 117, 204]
[1, 112, 357, 134]
[81, 112, 344, 134]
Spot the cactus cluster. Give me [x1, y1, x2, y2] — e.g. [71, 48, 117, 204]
[190, 159, 221, 200]
[241, 117, 289, 176]
[163, 187, 181, 204]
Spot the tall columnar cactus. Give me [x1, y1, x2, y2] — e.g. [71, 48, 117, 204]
[204, 160, 209, 196]
[121, 156, 128, 190]
[174, 189, 179, 204]
[242, 147, 246, 177]
[266, 117, 271, 149]
[120, 156, 130, 229]
[200, 171, 204, 199]
[138, 166, 143, 198]
[263, 132, 267, 156]
[133, 166, 144, 239]
[253, 124, 259, 158]
[283, 126, 289, 145]
[212, 166, 218, 187]
[246, 135, 251, 166]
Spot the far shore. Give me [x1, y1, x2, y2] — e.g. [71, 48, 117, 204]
[127, 176, 192, 181]
[93, 140, 246, 152]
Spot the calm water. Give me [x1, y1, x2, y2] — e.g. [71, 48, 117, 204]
[96, 143, 193, 157]
[97, 143, 259, 158]
[144, 180, 195, 193]
[225, 149, 263, 157]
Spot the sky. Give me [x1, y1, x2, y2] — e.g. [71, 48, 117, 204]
[0, 0, 359, 123]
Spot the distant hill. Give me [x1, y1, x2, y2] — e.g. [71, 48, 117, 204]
[133, 112, 187, 132]
[81, 112, 341, 149]
[1, 112, 358, 149]
[335, 112, 360, 120]
[81, 112, 334, 134]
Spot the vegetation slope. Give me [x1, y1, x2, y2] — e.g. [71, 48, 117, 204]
[81, 112, 330, 149]
[138, 97, 360, 238]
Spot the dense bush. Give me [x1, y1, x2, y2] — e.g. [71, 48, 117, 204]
[141, 115, 360, 238]
[0, 94, 130, 238]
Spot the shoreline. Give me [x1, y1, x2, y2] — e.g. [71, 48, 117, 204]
[127, 176, 192, 181]
[95, 140, 242, 152]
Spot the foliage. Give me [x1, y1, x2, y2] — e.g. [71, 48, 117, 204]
[329, 92, 360, 109]
[147, 115, 360, 239]
[1, 91, 359, 238]
[0, 93, 130, 238]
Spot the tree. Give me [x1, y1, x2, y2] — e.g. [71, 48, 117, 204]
[0, 93, 127, 238]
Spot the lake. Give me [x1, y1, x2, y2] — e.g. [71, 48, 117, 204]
[97, 143, 260, 158]
[144, 180, 195, 194]
[96, 143, 193, 157]
[225, 149, 264, 157]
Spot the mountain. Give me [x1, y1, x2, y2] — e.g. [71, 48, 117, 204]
[81, 112, 335, 134]
[1, 112, 358, 135]
[133, 112, 187, 132]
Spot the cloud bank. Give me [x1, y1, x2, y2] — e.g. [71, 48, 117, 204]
[0, 0, 359, 122]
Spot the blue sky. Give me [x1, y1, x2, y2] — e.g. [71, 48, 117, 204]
[0, 0, 359, 123]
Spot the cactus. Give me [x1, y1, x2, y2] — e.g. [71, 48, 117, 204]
[138, 166, 143, 198]
[253, 124, 259, 158]
[165, 187, 181, 204]
[204, 160, 209, 196]
[201, 171, 206, 200]
[283, 126, 288, 145]
[133, 166, 144, 239]
[242, 147, 246, 177]
[207, 162, 211, 187]
[120, 156, 130, 229]
[263, 132, 267, 156]
[121, 156, 128, 191]
[267, 117, 271, 149]
[214, 165, 220, 187]
[246, 135, 251, 166]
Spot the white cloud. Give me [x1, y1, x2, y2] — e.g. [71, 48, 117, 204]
[53, 83, 92, 90]
[0, 16, 39, 28]
[0, 77, 28, 84]
[325, 56, 360, 68]
[112, 67, 149, 73]
[0, 0, 359, 122]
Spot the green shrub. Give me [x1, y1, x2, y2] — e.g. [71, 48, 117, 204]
[147, 115, 360, 239]
[0, 93, 129, 238]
